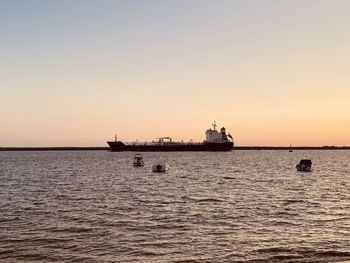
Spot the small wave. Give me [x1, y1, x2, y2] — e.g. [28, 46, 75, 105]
[195, 198, 224, 203]
[274, 211, 299, 217]
[314, 250, 350, 258]
[7, 253, 47, 261]
[0, 216, 21, 223]
[254, 247, 293, 254]
[223, 176, 236, 180]
[172, 259, 202, 263]
[283, 199, 305, 205]
[139, 241, 176, 249]
[158, 200, 187, 205]
[0, 249, 16, 256]
[307, 214, 350, 223]
[269, 254, 303, 261]
[181, 196, 224, 203]
[50, 226, 94, 233]
[129, 249, 165, 257]
[255, 179, 274, 183]
[271, 220, 300, 226]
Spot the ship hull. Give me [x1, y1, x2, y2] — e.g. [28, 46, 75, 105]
[107, 141, 234, 152]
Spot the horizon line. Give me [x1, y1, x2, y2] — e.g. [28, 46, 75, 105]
[1, 146, 350, 151]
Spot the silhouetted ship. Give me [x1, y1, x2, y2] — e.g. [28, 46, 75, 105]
[107, 122, 234, 152]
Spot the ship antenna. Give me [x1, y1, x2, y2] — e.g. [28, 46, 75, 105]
[115, 134, 117, 142]
[212, 120, 217, 131]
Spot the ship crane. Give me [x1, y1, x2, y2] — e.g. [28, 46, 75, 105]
[156, 137, 172, 143]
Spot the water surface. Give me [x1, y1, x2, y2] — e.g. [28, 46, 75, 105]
[0, 150, 349, 262]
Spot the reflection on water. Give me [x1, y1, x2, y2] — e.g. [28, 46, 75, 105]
[0, 150, 349, 262]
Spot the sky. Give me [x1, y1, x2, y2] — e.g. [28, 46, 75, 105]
[1, 0, 350, 147]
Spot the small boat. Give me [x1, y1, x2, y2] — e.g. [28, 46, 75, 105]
[289, 144, 293, 152]
[152, 160, 168, 172]
[133, 154, 144, 167]
[296, 159, 312, 172]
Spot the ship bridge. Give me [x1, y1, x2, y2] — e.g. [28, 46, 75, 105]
[205, 121, 233, 143]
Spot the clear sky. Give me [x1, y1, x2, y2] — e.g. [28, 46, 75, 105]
[1, 0, 350, 146]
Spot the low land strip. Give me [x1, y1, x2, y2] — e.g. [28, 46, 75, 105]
[1, 146, 350, 151]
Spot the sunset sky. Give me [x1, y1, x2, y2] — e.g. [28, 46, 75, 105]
[1, 0, 350, 146]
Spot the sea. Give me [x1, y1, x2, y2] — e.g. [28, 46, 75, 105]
[0, 150, 349, 263]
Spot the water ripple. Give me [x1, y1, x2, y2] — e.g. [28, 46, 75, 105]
[0, 150, 349, 262]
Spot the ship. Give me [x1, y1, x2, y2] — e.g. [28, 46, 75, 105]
[107, 122, 234, 152]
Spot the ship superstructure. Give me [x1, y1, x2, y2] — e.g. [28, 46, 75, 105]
[205, 121, 232, 143]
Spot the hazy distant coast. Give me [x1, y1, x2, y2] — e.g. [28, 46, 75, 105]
[1, 146, 350, 151]
[0, 147, 109, 151]
[235, 146, 350, 150]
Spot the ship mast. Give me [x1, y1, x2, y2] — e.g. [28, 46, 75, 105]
[212, 120, 217, 131]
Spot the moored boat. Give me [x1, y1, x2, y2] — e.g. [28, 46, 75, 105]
[289, 144, 293, 152]
[152, 160, 168, 172]
[296, 159, 312, 172]
[107, 122, 234, 152]
[133, 154, 144, 167]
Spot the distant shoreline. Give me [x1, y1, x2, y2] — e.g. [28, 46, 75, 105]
[0, 147, 109, 151]
[1, 146, 350, 151]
